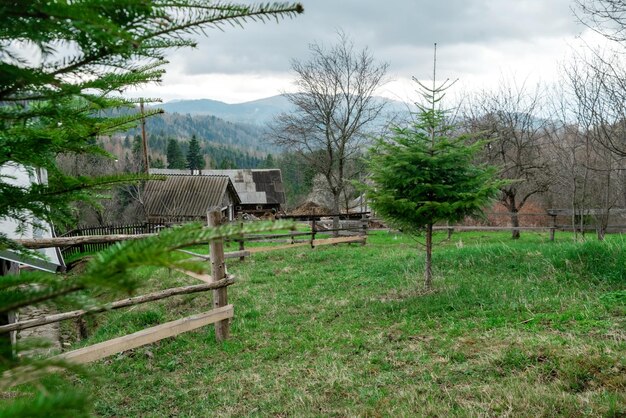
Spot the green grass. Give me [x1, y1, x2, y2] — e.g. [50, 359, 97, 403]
[24, 232, 626, 415]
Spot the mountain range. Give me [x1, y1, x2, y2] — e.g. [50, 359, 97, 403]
[155, 95, 293, 125]
[154, 94, 412, 126]
[120, 94, 414, 165]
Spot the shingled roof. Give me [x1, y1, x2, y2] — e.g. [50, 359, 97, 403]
[144, 174, 240, 218]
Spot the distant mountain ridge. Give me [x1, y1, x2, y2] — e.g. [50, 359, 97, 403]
[129, 95, 413, 161]
[154, 95, 293, 125]
[155, 94, 412, 126]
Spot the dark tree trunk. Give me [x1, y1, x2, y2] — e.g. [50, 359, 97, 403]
[424, 223, 433, 289]
[597, 226, 606, 241]
[511, 210, 520, 240]
[332, 192, 341, 237]
[502, 193, 522, 240]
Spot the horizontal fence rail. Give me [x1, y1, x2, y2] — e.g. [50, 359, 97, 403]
[0, 278, 235, 334]
[55, 215, 370, 257]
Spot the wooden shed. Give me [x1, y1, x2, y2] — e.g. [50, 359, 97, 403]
[143, 174, 240, 223]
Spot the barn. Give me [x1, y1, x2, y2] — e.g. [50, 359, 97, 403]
[143, 174, 240, 223]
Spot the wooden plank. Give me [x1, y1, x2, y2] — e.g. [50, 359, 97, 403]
[243, 238, 296, 243]
[16, 233, 154, 249]
[0, 278, 235, 334]
[56, 305, 234, 364]
[313, 236, 366, 246]
[247, 241, 312, 254]
[177, 249, 209, 260]
[224, 250, 250, 259]
[177, 249, 249, 261]
[242, 232, 311, 240]
[175, 268, 213, 283]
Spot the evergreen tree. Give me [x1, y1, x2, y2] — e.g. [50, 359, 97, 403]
[131, 135, 144, 172]
[219, 157, 237, 169]
[260, 153, 276, 168]
[0, 1, 302, 414]
[364, 47, 501, 288]
[151, 157, 166, 169]
[187, 135, 205, 174]
[166, 139, 186, 169]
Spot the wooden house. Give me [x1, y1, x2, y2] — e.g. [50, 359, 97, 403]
[143, 174, 240, 223]
[0, 163, 65, 273]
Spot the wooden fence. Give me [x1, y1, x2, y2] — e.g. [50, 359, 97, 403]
[435, 210, 626, 240]
[176, 217, 368, 263]
[58, 214, 370, 259]
[2, 210, 232, 386]
[230, 216, 368, 259]
[60, 223, 164, 257]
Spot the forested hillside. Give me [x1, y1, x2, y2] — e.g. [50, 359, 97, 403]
[125, 111, 274, 154]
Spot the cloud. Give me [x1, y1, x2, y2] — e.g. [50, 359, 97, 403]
[133, 0, 586, 102]
[175, 0, 580, 74]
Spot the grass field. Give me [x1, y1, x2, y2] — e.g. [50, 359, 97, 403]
[29, 231, 626, 416]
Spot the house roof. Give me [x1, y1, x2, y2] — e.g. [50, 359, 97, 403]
[150, 168, 285, 206]
[144, 174, 240, 218]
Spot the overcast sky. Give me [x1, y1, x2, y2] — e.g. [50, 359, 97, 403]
[128, 0, 596, 104]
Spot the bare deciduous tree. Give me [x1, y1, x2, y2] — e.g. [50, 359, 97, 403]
[558, 54, 626, 240]
[463, 81, 553, 239]
[576, 0, 626, 44]
[270, 32, 388, 230]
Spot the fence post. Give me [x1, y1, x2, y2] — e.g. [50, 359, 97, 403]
[310, 219, 316, 248]
[78, 228, 85, 254]
[238, 222, 245, 262]
[549, 213, 556, 242]
[361, 214, 368, 246]
[0, 260, 18, 361]
[207, 209, 229, 341]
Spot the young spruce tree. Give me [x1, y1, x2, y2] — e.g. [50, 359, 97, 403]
[187, 135, 206, 174]
[365, 46, 501, 289]
[166, 138, 187, 170]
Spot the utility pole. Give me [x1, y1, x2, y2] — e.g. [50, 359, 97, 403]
[140, 99, 149, 174]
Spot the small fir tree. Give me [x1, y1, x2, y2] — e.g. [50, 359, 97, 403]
[219, 157, 236, 169]
[166, 138, 187, 169]
[131, 135, 144, 171]
[260, 153, 275, 169]
[364, 46, 501, 288]
[187, 135, 205, 174]
[151, 157, 165, 169]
